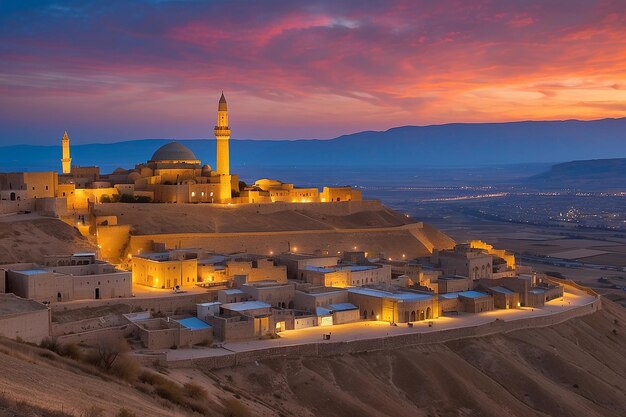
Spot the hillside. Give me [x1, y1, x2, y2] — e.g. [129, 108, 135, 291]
[92, 201, 414, 235]
[1, 118, 625, 172]
[0, 300, 623, 417]
[528, 158, 626, 189]
[94, 201, 455, 261]
[0, 216, 95, 264]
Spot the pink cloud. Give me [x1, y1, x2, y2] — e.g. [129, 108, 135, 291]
[0, 0, 625, 144]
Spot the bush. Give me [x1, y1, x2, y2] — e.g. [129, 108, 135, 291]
[117, 409, 137, 417]
[111, 354, 140, 382]
[183, 382, 206, 400]
[88, 338, 129, 370]
[61, 343, 82, 360]
[223, 398, 249, 417]
[40, 337, 60, 353]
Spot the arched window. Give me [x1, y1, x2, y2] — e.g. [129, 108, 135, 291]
[410, 311, 416, 322]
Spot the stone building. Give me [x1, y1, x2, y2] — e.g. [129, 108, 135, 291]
[432, 244, 494, 280]
[347, 287, 436, 323]
[0, 293, 50, 343]
[132, 251, 198, 289]
[5, 256, 131, 303]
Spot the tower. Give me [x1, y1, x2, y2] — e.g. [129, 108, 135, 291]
[214, 92, 230, 176]
[61, 130, 71, 174]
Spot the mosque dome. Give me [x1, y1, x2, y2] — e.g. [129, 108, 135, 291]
[150, 142, 198, 162]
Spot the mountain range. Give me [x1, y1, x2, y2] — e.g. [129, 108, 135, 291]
[1, 118, 625, 174]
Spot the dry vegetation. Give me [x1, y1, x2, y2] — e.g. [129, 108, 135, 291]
[0, 300, 624, 416]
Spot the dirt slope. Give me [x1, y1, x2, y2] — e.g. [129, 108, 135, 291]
[93, 201, 414, 235]
[0, 218, 95, 264]
[197, 300, 625, 417]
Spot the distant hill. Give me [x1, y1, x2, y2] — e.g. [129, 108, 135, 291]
[1, 118, 625, 172]
[528, 158, 626, 189]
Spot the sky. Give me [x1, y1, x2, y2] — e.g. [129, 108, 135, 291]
[0, 0, 625, 145]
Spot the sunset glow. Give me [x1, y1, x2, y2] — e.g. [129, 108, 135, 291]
[1, 0, 625, 144]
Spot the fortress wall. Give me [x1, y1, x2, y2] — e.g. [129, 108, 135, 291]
[130, 226, 431, 260]
[96, 200, 387, 218]
[0, 199, 35, 215]
[49, 291, 216, 315]
[169, 295, 601, 371]
[56, 324, 133, 346]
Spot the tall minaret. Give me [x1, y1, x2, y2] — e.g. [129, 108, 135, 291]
[61, 130, 72, 174]
[214, 92, 230, 176]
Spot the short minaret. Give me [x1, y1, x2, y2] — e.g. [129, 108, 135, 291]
[214, 92, 230, 176]
[61, 130, 72, 174]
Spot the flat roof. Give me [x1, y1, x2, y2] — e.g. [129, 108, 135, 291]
[0, 293, 48, 315]
[197, 302, 221, 307]
[175, 317, 211, 331]
[489, 286, 515, 295]
[459, 290, 490, 299]
[222, 289, 244, 295]
[316, 306, 332, 316]
[303, 265, 378, 273]
[221, 301, 271, 312]
[439, 290, 490, 300]
[13, 269, 49, 275]
[73, 252, 96, 257]
[136, 252, 171, 261]
[328, 303, 358, 312]
[439, 274, 468, 280]
[348, 288, 432, 302]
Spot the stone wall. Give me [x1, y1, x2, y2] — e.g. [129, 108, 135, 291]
[169, 293, 601, 371]
[50, 291, 217, 315]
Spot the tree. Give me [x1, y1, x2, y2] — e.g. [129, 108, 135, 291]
[89, 338, 129, 370]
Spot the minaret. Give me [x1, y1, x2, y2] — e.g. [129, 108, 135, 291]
[61, 130, 71, 174]
[214, 92, 230, 176]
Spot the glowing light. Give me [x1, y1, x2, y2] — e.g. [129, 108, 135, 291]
[191, 191, 196, 197]
[376, 315, 380, 320]
[269, 251, 274, 255]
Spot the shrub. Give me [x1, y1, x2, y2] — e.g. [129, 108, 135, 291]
[88, 338, 129, 370]
[111, 354, 140, 382]
[154, 383, 185, 405]
[183, 382, 207, 400]
[40, 337, 60, 353]
[61, 343, 82, 360]
[116, 409, 137, 417]
[223, 398, 249, 417]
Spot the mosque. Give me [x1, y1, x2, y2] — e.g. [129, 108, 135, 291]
[53, 94, 361, 209]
